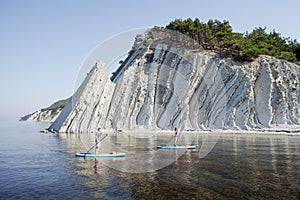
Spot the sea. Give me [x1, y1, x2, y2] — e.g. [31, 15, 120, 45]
[0, 121, 299, 199]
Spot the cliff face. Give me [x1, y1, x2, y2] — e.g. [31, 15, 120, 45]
[49, 61, 115, 132]
[20, 109, 62, 122]
[49, 43, 300, 133]
[20, 98, 69, 122]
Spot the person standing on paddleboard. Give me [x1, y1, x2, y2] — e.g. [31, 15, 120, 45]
[95, 128, 102, 150]
[174, 126, 179, 146]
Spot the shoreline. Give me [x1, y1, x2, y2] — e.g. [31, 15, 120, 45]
[86, 127, 300, 136]
[38, 122, 300, 136]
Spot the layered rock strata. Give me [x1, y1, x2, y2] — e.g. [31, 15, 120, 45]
[20, 109, 61, 122]
[49, 44, 300, 133]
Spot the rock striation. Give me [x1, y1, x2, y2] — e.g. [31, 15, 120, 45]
[20, 98, 69, 122]
[49, 42, 300, 133]
[20, 109, 62, 122]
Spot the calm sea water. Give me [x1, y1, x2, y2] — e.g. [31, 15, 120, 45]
[0, 122, 299, 199]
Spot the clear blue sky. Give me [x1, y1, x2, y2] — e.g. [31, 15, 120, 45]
[0, 0, 299, 123]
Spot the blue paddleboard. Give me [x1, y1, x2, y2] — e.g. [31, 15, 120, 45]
[156, 145, 196, 149]
[75, 152, 126, 157]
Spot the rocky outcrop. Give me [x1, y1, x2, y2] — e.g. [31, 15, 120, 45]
[20, 109, 62, 122]
[49, 61, 115, 132]
[20, 98, 69, 122]
[49, 43, 300, 133]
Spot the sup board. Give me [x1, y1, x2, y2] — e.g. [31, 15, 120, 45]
[156, 145, 196, 149]
[76, 152, 126, 158]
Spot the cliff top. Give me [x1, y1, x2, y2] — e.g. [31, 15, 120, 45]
[128, 18, 300, 65]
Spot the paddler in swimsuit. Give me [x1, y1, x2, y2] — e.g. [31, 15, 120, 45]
[174, 126, 179, 146]
[95, 128, 102, 149]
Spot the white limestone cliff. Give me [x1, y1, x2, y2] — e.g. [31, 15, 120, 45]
[20, 98, 70, 123]
[20, 109, 62, 122]
[49, 61, 115, 132]
[49, 44, 300, 133]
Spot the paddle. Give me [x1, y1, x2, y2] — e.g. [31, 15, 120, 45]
[84, 134, 108, 157]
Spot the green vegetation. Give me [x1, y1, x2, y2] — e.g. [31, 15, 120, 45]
[165, 18, 300, 63]
[41, 97, 70, 112]
[128, 18, 300, 64]
[128, 34, 144, 55]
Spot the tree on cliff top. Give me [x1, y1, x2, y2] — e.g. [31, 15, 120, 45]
[164, 18, 300, 64]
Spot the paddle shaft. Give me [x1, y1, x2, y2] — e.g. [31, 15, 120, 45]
[86, 134, 108, 154]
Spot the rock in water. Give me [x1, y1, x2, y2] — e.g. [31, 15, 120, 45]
[49, 43, 300, 133]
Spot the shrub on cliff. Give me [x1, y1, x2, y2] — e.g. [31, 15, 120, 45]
[164, 18, 300, 63]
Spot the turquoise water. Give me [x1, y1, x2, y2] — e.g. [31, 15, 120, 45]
[0, 122, 299, 199]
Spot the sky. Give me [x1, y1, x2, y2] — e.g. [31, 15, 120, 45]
[0, 0, 299, 123]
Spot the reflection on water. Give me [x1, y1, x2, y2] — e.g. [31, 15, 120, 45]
[0, 122, 299, 199]
[76, 131, 197, 173]
[62, 132, 300, 199]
